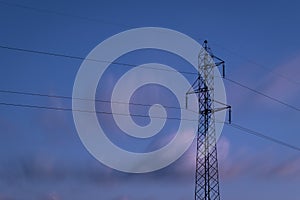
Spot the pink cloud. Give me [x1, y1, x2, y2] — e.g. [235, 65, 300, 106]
[36, 91, 73, 140]
[256, 53, 300, 106]
[43, 192, 61, 200]
[217, 139, 300, 181]
[172, 136, 231, 178]
[268, 157, 300, 179]
[217, 136, 230, 162]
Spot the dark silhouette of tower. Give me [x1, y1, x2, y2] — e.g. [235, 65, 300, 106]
[186, 41, 231, 200]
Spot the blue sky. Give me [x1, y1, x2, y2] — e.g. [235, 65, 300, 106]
[1, 0, 300, 199]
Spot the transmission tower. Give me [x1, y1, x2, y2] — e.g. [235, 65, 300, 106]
[186, 40, 231, 200]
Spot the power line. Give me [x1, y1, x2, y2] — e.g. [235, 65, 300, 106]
[1, 0, 300, 182]
[0, 44, 133, 65]
[1, 43, 300, 113]
[0, 0, 131, 28]
[2, 73, 300, 115]
[1, 100, 299, 152]
[0, 45, 197, 76]
[0, 101, 195, 122]
[0, 89, 184, 111]
[224, 77, 300, 112]
[0, 2, 299, 148]
[225, 122, 300, 152]
[1, 42, 300, 112]
[1, 0, 299, 87]
[210, 41, 300, 85]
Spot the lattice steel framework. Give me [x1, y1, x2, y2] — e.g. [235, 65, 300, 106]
[186, 40, 231, 200]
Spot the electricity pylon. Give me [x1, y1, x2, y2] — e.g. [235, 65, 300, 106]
[186, 40, 231, 200]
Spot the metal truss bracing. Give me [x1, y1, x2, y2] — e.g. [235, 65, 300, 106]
[186, 41, 231, 200]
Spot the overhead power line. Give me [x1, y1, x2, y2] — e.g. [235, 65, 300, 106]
[224, 77, 300, 112]
[0, 101, 193, 121]
[0, 89, 183, 111]
[0, 41, 300, 113]
[210, 41, 300, 85]
[1, 73, 300, 114]
[1, 0, 299, 87]
[225, 122, 300, 152]
[0, 100, 299, 152]
[0, 44, 134, 65]
[0, 45, 196, 76]
[0, 0, 131, 28]
[1, 41, 300, 113]
[1, 0, 300, 184]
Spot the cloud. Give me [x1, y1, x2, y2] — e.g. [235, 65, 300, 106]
[111, 195, 157, 200]
[256, 54, 300, 106]
[217, 142, 300, 181]
[40, 192, 61, 200]
[0, 194, 15, 200]
[265, 157, 300, 179]
[37, 92, 73, 137]
[1, 135, 300, 200]
[217, 136, 230, 162]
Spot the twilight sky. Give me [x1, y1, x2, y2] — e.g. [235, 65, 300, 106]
[0, 0, 300, 200]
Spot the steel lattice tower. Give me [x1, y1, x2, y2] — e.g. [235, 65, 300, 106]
[187, 40, 231, 200]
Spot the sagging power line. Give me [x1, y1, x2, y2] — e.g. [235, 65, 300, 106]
[1, 100, 299, 153]
[0, 42, 299, 156]
[1, 0, 298, 86]
[1, 44, 300, 113]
